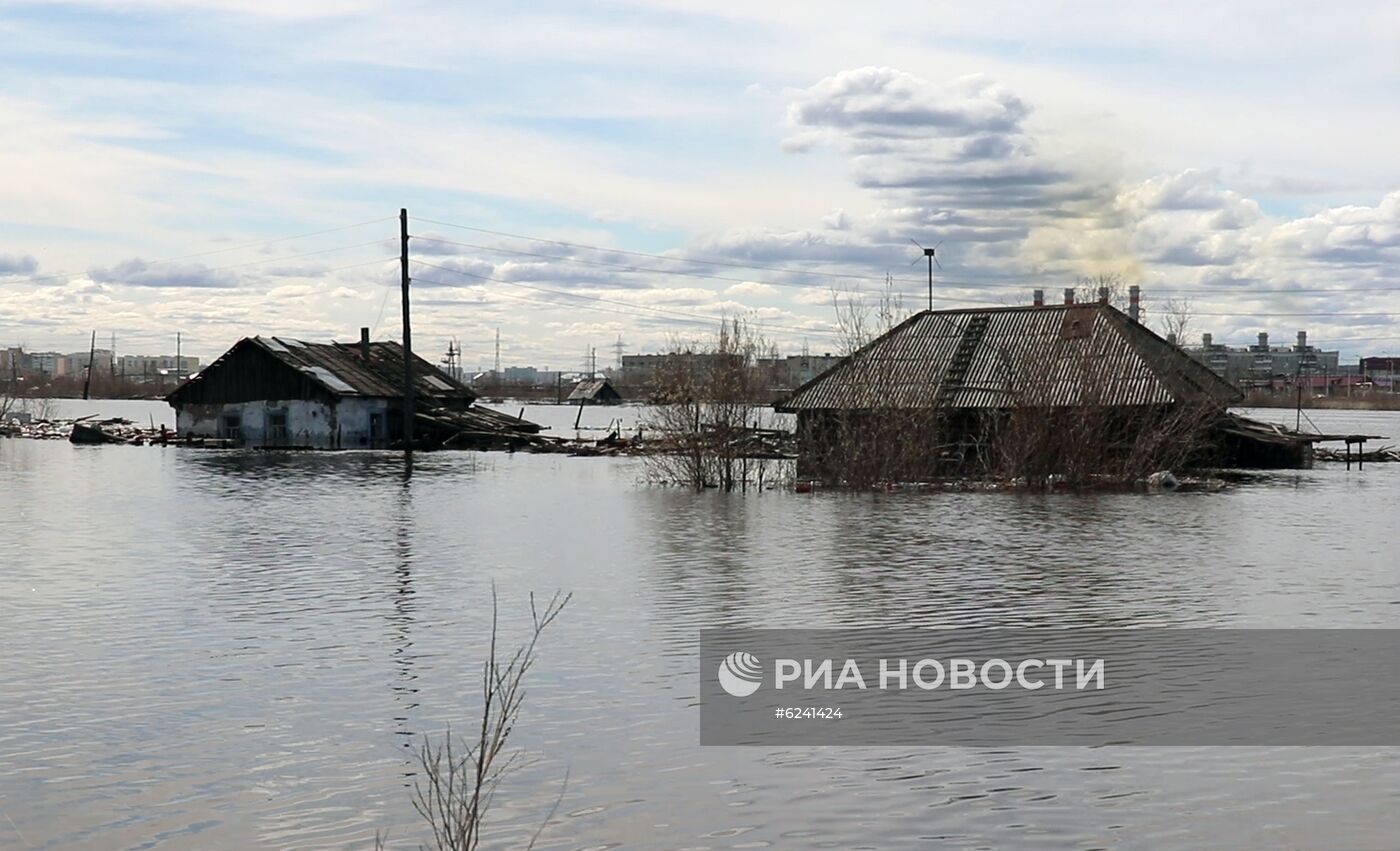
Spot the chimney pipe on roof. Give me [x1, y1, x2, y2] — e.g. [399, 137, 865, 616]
[1098, 286, 1110, 305]
[1063, 287, 1075, 305]
[1128, 285, 1141, 322]
[1032, 288, 1044, 307]
[359, 327, 370, 359]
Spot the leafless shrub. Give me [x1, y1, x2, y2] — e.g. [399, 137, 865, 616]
[642, 315, 784, 491]
[831, 273, 907, 355]
[1157, 297, 1194, 346]
[975, 330, 1217, 487]
[798, 297, 1218, 490]
[1073, 271, 1130, 309]
[378, 589, 571, 851]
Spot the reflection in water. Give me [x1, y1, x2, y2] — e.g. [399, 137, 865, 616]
[389, 456, 420, 770]
[3, 405, 1400, 849]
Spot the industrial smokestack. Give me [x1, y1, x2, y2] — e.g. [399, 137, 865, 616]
[1063, 288, 1075, 305]
[1032, 289, 1044, 307]
[1098, 286, 1110, 305]
[360, 327, 370, 359]
[1128, 285, 1141, 322]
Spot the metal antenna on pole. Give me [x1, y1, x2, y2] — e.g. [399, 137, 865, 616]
[910, 239, 942, 311]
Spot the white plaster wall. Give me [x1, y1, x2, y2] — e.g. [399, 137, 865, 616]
[174, 397, 391, 448]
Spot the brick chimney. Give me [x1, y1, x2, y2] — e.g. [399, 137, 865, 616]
[1032, 289, 1044, 307]
[1128, 285, 1141, 322]
[1063, 287, 1075, 305]
[360, 327, 370, 359]
[1098, 286, 1110, 305]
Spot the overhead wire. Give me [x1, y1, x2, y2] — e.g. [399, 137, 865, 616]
[10, 218, 396, 286]
[413, 214, 1400, 313]
[409, 265, 846, 339]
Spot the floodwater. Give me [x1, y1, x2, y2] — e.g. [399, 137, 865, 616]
[3, 401, 1400, 850]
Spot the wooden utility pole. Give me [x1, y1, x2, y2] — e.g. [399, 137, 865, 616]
[400, 208, 415, 452]
[81, 330, 97, 400]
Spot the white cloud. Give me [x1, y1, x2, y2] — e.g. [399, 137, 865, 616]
[724, 281, 778, 297]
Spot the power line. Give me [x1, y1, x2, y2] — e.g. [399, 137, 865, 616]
[409, 270, 846, 339]
[414, 215, 1400, 304]
[414, 215, 910, 283]
[11, 218, 395, 285]
[410, 234, 918, 293]
[412, 253, 1400, 328]
[192, 239, 392, 275]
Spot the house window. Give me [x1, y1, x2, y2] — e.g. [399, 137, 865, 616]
[221, 413, 242, 441]
[267, 410, 288, 444]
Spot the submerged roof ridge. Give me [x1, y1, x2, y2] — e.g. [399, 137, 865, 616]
[776, 301, 1238, 412]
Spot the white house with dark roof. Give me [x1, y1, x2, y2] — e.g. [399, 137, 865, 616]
[166, 328, 476, 449]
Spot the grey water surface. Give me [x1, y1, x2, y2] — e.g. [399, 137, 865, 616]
[3, 401, 1400, 849]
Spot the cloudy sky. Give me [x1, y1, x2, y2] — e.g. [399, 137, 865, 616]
[3, 1, 1399, 368]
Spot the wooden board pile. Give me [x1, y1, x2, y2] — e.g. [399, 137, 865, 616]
[416, 404, 544, 450]
[1314, 444, 1400, 463]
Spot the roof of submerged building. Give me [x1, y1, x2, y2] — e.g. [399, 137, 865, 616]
[777, 303, 1241, 412]
[167, 336, 476, 405]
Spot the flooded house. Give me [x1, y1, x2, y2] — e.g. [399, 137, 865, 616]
[567, 377, 623, 405]
[167, 328, 536, 449]
[776, 292, 1317, 483]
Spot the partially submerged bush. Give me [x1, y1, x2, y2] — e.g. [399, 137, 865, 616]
[642, 316, 784, 491]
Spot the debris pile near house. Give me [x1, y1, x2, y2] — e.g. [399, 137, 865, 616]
[417, 404, 543, 450]
[65, 416, 226, 446]
[5, 416, 158, 443]
[1314, 444, 1400, 463]
[644, 424, 795, 459]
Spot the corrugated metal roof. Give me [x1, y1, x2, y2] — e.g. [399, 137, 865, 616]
[249, 336, 475, 400]
[777, 304, 1241, 411]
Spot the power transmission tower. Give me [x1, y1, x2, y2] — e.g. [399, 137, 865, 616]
[613, 335, 625, 369]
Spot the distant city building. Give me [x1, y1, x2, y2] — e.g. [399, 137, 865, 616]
[1182, 331, 1340, 389]
[620, 352, 720, 382]
[25, 351, 62, 377]
[0, 346, 196, 382]
[757, 354, 843, 389]
[118, 354, 200, 381]
[57, 349, 114, 377]
[1359, 357, 1400, 390]
[0, 347, 23, 375]
[502, 366, 540, 383]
